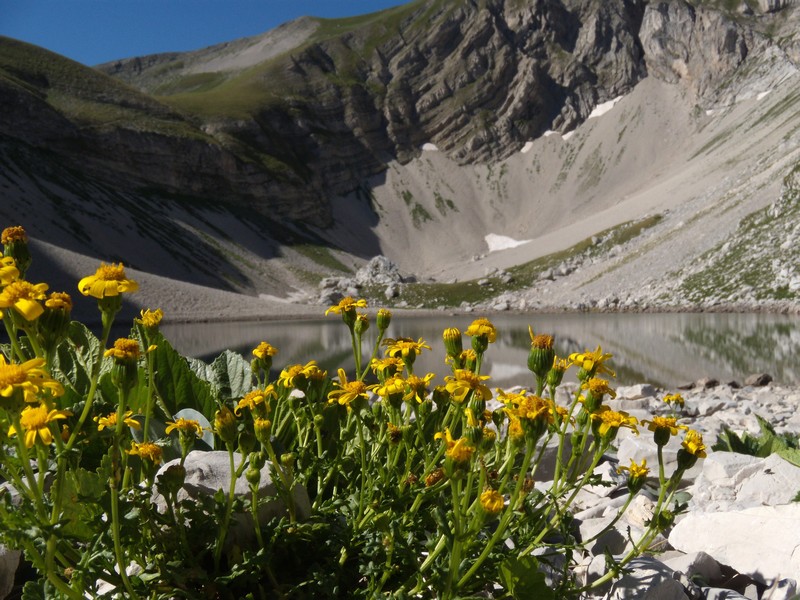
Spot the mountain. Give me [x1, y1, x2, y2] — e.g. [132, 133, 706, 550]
[0, 0, 798, 321]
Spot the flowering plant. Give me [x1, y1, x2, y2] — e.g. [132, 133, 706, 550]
[0, 226, 706, 598]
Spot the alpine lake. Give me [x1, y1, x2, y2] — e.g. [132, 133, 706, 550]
[160, 312, 800, 390]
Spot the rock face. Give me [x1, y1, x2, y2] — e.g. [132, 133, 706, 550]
[6, 0, 790, 225]
[1, 0, 799, 308]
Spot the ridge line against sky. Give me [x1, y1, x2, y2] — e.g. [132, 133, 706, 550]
[0, 0, 408, 66]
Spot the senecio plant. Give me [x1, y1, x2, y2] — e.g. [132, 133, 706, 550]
[0, 225, 708, 599]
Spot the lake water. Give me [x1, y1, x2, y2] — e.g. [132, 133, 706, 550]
[160, 312, 800, 390]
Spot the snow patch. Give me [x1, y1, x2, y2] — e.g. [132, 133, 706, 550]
[757, 91, 771, 101]
[421, 143, 439, 151]
[520, 141, 535, 153]
[543, 130, 559, 137]
[485, 233, 531, 252]
[562, 131, 575, 141]
[588, 95, 624, 119]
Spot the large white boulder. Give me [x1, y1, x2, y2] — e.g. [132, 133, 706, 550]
[669, 503, 800, 584]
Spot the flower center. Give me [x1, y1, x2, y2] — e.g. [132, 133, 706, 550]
[0, 364, 26, 387]
[1, 226, 27, 245]
[20, 405, 49, 429]
[3, 281, 36, 303]
[98, 264, 126, 281]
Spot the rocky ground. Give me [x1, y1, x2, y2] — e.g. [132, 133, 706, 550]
[563, 377, 800, 599]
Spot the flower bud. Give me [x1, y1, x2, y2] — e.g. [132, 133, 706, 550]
[354, 313, 369, 336]
[527, 327, 555, 381]
[249, 451, 267, 470]
[214, 406, 238, 445]
[254, 417, 272, 446]
[377, 308, 392, 333]
[1, 226, 31, 277]
[40, 292, 72, 351]
[280, 452, 296, 469]
[245, 467, 261, 487]
[442, 327, 463, 358]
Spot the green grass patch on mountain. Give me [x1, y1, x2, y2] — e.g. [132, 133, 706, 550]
[359, 215, 663, 308]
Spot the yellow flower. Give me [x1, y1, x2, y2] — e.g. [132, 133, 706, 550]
[581, 377, 617, 400]
[9, 403, 71, 448]
[95, 411, 141, 431]
[127, 441, 163, 464]
[370, 357, 405, 379]
[165, 417, 204, 438]
[278, 361, 319, 389]
[252, 341, 278, 360]
[434, 428, 474, 463]
[78, 263, 138, 299]
[569, 346, 615, 378]
[0, 280, 49, 321]
[590, 407, 638, 439]
[507, 416, 524, 442]
[135, 308, 163, 329]
[325, 296, 367, 316]
[374, 375, 406, 400]
[465, 318, 497, 343]
[1, 226, 27, 245]
[384, 337, 432, 361]
[681, 429, 707, 458]
[480, 489, 504, 515]
[0, 355, 64, 403]
[641, 415, 688, 437]
[404, 373, 435, 404]
[104, 338, 141, 361]
[509, 394, 553, 423]
[444, 369, 492, 403]
[327, 368, 375, 409]
[617, 458, 649, 480]
[236, 386, 277, 415]
[0, 257, 19, 286]
[663, 393, 685, 407]
[44, 292, 72, 311]
[528, 326, 554, 350]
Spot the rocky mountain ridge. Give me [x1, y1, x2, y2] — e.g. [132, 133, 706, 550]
[0, 0, 798, 317]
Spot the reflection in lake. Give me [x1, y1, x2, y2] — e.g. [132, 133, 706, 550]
[160, 313, 800, 389]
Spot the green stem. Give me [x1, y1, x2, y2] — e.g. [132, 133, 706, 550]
[2, 317, 25, 362]
[457, 441, 536, 589]
[64, 314, 114, 453]
[214, 443, 239, 571]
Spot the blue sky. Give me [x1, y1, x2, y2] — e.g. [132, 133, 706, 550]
[0, 0, 409, 66]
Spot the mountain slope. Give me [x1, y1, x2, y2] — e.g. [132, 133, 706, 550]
[0, 0, 798, 319]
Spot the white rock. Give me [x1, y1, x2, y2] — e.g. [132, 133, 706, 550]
[153, 451, 311, 549]
[603, 556, 690, 600]
[0, 545, 20, 599]
[662, 551, 722, 584]
[616, 383, 657, 400]
[690, 453, 800, 512]
[669, 503, 800, 583]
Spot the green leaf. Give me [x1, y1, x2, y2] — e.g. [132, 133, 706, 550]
[188, 350, 253, 401]
[53, 469, 106, 540]
[53, 321, 106, 399]
[499, 555, 554, 600]
[21, 580, 46, 600]
[776, 448, 800, 468]
[149, 336, 216, 417]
